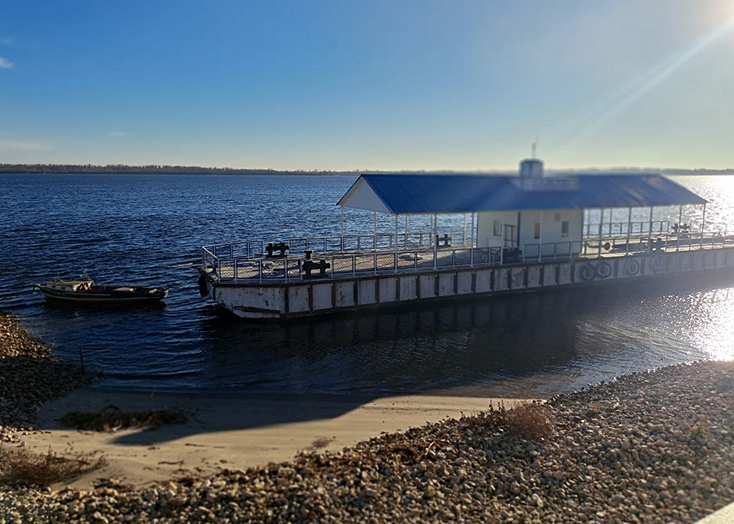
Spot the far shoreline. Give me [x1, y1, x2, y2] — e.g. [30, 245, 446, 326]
[2, 165, 734, 176]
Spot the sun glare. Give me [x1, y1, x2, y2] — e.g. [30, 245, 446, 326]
[558, 16, 734, 153]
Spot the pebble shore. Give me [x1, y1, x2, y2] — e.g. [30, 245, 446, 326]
[0, 314, 91, 443]
[2, 313, 734, 523]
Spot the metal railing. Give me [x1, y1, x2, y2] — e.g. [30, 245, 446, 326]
[206, 246, 504, 283]
[522, 241, 583, 261]
[201, 228, 734, 284]
[583, 220, 670, 238]
[203, 229, 468, 262]
[580, 229, 734, 256]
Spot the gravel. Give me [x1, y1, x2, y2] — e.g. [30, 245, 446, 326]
[2, 313, 734, 523]
[0, 314, 91, 440]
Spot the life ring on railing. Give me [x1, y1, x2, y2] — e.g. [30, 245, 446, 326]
[603, 242, 611, 251]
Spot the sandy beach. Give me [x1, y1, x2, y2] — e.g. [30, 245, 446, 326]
[5, 312, 734, 523]
[21, 388, 527, 489]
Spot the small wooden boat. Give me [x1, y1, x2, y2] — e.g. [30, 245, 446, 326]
[36, 279, 168, 304]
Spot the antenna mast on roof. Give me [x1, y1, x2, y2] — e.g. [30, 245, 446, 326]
[531, 140, 538, 159]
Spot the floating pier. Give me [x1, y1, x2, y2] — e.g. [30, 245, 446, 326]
[199, 158, 733, 319]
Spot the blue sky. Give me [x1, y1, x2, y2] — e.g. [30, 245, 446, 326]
[1, 0, 733, 170]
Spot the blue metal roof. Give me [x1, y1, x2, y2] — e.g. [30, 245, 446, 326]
[349, 174, 707, 213]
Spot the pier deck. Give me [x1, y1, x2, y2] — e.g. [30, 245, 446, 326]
[198, 229, 734, 319]
[202, 231, 734, 285]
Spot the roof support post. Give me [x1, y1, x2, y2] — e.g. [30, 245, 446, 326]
[373, 211, 377, 252]
[598, 208, 604, 257]
[340, 205, 344, 250]
[404, 215, 409, 249]
[647, 207, 654, 253]
[678, 205, 683, 252]
[580, 209, 585, 257]
[394, 213, 399, 273]
[433, 213, 438, 269]
[626, 207, 632, 256]
[701, 203, 707, 250]
[463, 213, 468, 246]
[471, 212, 475, 248]
[470, 212, 476, 267]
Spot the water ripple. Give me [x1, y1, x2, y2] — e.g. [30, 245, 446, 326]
[1, 173, 733, 397]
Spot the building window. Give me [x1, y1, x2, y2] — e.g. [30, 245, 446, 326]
[561, 221, 570, 238]
[534, 222, 541, 240]
[555, 213, 561, 222]
[493, 220, 502, 237]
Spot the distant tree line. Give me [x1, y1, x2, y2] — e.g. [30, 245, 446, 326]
[0, 163, 732, 176]
[0, 164, 360, 175]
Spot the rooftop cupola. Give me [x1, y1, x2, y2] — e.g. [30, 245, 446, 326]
[519, 142, 543, 178]
[519, 158, 543, 178]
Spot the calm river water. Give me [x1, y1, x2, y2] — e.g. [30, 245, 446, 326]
[1, 174, 733, 397]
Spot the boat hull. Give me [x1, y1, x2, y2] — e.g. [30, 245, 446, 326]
[38, 286, 168, 304]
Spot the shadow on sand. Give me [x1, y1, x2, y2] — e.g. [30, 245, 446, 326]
[31, 269, 734, 448]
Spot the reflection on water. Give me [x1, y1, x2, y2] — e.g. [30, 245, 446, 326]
[190, 271, 734, 397]
[200, 293, 580, 394]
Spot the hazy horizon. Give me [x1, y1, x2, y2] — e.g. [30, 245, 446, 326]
[2, 1, 734, 170]
[2, 161, 734, 176]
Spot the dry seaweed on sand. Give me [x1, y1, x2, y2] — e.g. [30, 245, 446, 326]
[0, 445, 106, 488]
[59, 405, 187, 432]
